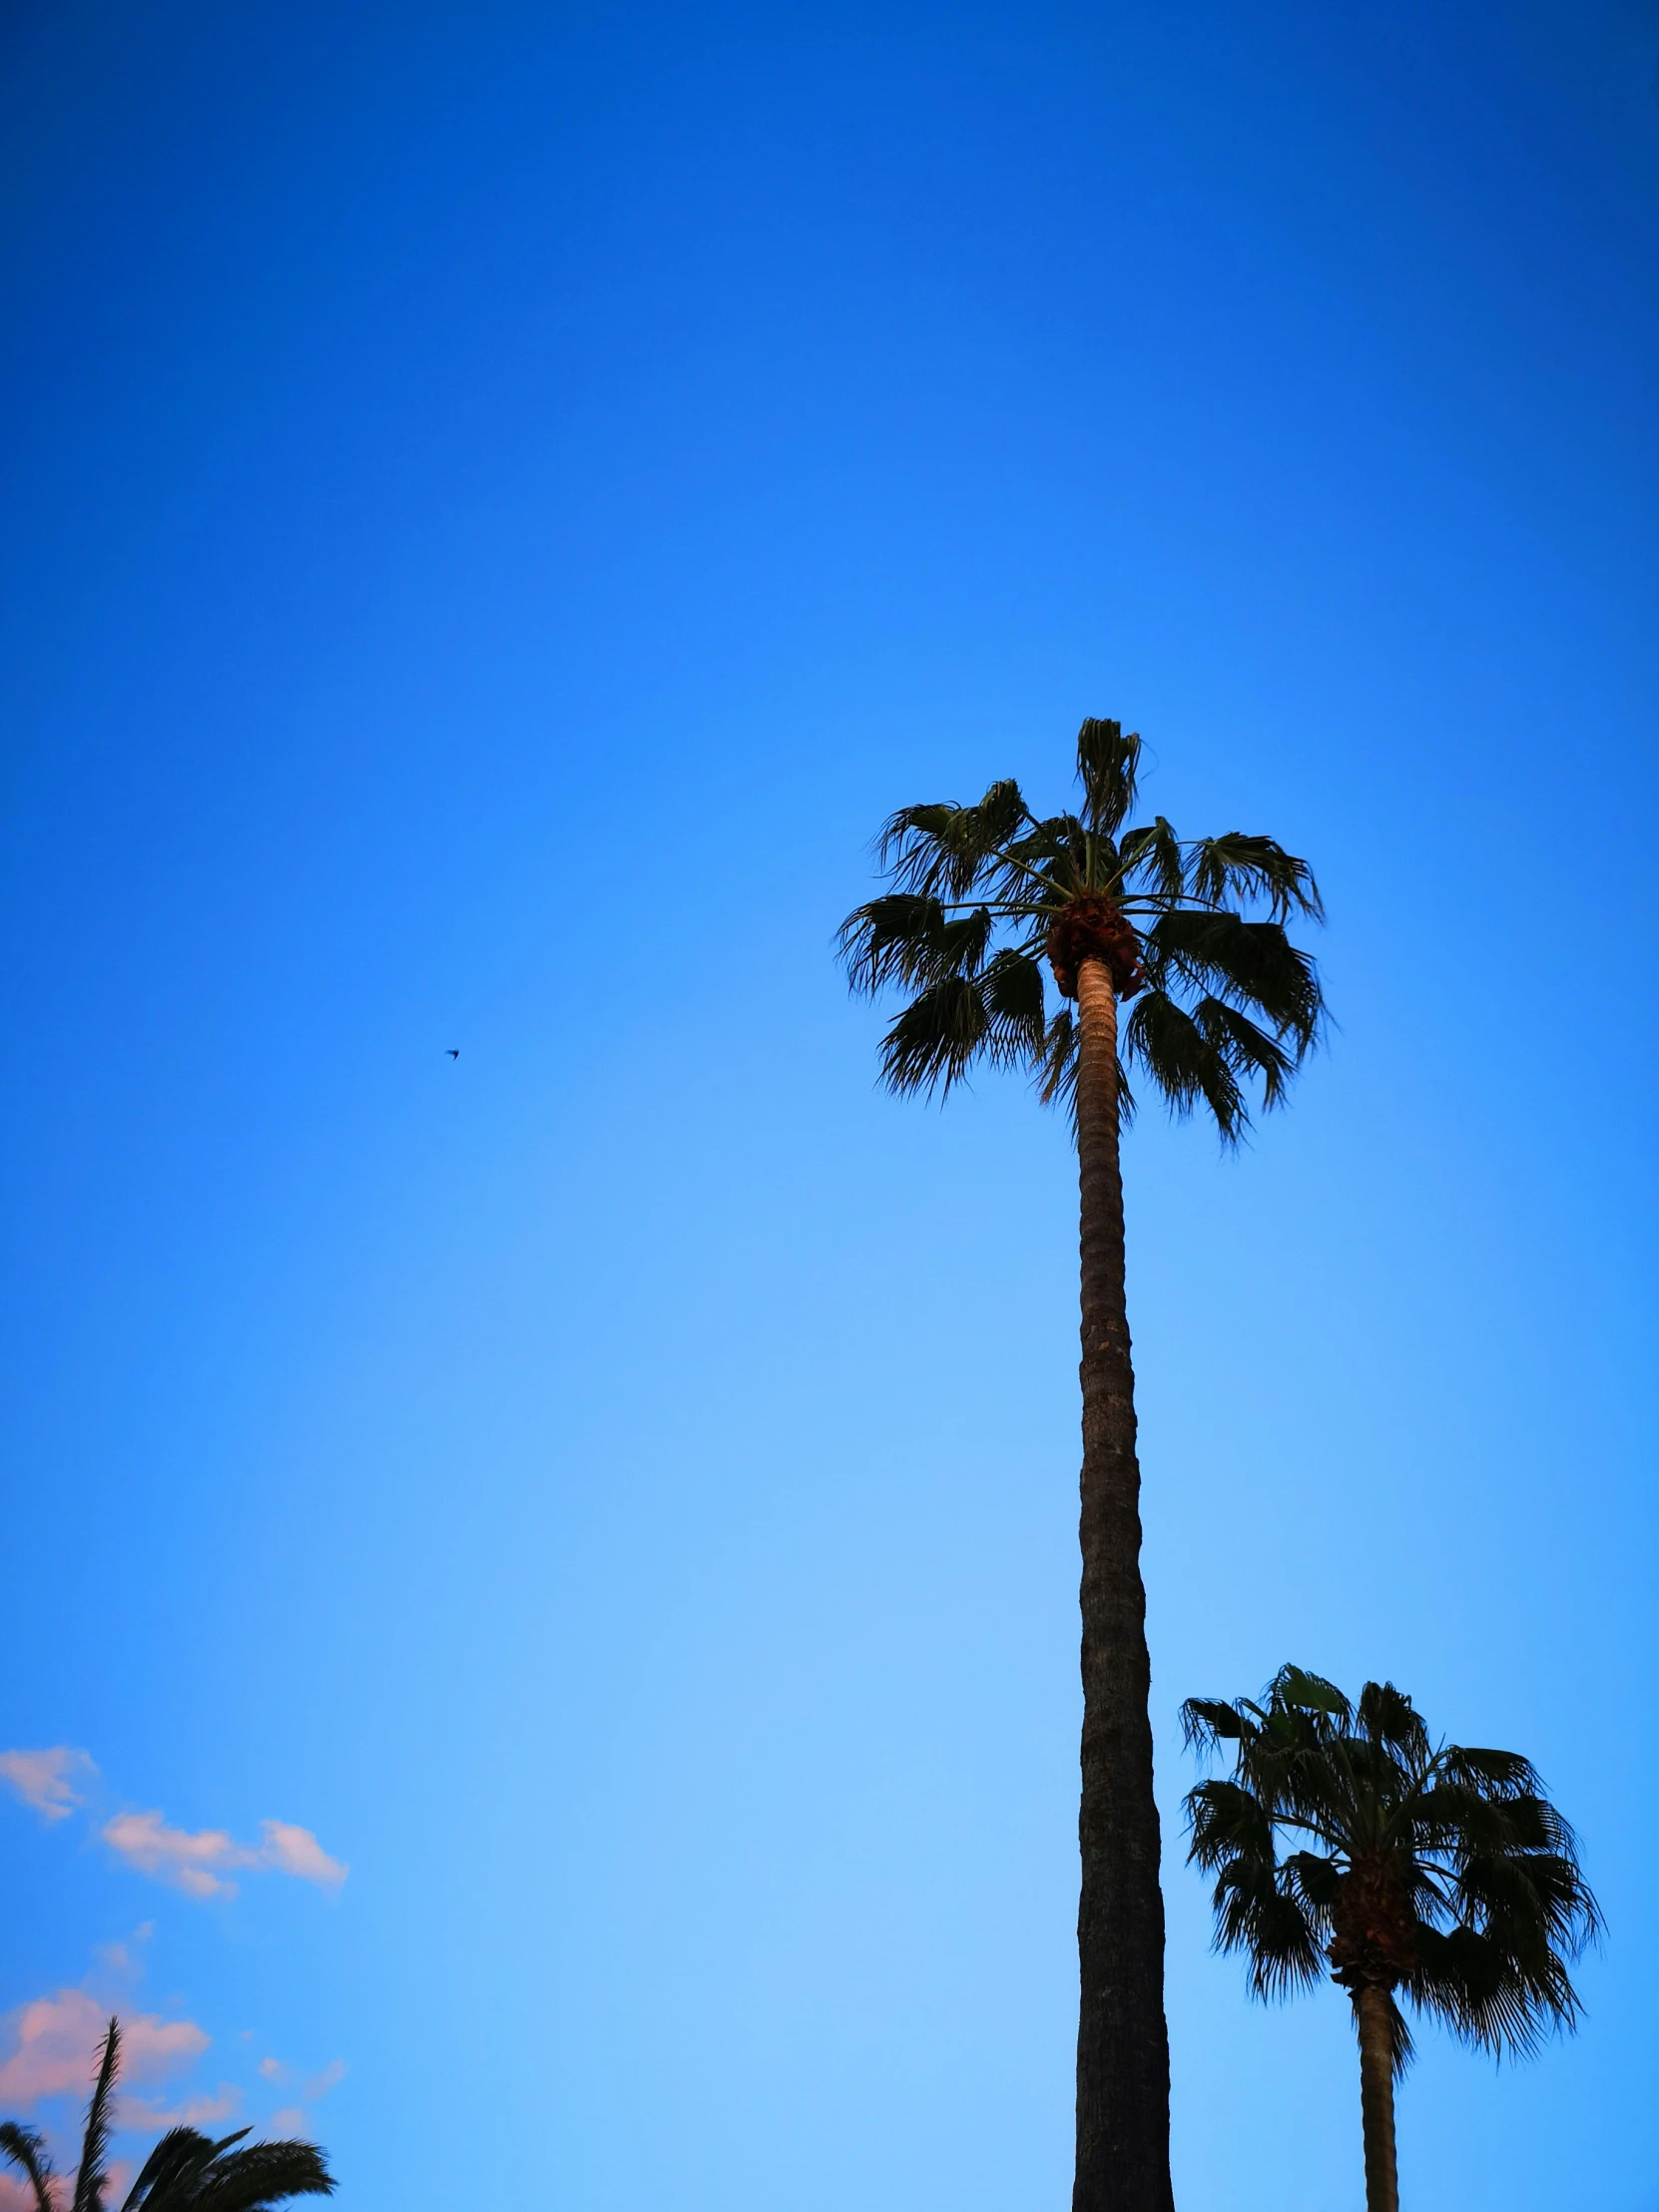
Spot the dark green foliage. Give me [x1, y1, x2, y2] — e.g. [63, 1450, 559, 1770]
[121, 2127, 332, 2212]
[1182, 1667, 1600, 2073]
[0, 2126, 56, 2212]
[70, 2023, 121, 2212]
[0, 2025, 334, 2212]
[836, 717, 1326, 1139]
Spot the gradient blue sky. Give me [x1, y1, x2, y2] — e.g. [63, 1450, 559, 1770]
[1, 3, 1655, 2207]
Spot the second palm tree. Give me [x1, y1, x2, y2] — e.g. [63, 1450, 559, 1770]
[838, 718, 1326, 2212]
[1181, 1667, 1598, 2212]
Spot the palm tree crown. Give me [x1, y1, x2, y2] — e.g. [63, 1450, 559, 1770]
[1182, 1666, 1600, 2065]
[836, 717, 1326, 1137]
[1, 2021, 335, 2212]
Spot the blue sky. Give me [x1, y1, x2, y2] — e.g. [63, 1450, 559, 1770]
[1, 2, 1654, 2206]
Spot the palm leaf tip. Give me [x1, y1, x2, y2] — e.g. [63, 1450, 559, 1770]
[1180, 1697, 1248, 1752]
[71, 2018, 121, 2212]
[1074, 717, 1142, 834]
[1, 2124, 58, 2212]
[1188, 831, 1325, 923]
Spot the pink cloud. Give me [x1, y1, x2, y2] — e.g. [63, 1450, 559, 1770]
[0, 2175, 61, 2212]
[91, 1927, 152, 1981]
[0, 1992, 207, 2105]
[100, 1814, 346, 1900]
[254, 1824, 346, 1891]
[99, 1815, 243, 1900]
[0, 1751, 96, 1823]
[117, 2089, 239, 2135]
[0, 2163, 119, 2212]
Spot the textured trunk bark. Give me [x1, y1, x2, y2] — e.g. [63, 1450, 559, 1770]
[1355, 1987, 1400, 2212]
[1071, 955, 1174, 2212]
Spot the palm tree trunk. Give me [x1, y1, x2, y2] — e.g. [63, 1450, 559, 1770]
[1354, 1987, 1399, 2212]
[1071, 954, 1173, 2212]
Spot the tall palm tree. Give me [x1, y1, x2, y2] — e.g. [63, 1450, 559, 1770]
[1182, 1667, 1599, 2212]
[837, 718, 1326, 2212]
[1, 2020, 334, 2212]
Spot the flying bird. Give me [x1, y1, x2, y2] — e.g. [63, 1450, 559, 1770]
[446, 1048, 459, 1059]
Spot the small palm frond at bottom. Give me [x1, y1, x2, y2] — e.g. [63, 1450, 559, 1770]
[122, 2128, 334, 2212]
[1, 2124, 58, 2212]
[122, 2128, 220, 2212]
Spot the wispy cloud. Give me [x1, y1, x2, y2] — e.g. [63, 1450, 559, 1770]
[0, 1750, 96, 1823]
[0, 1991, 207, 2105]
[117, 2089, 240, 2135]
[92, 1927, 155, 1980]
[100, 1814, 347, 1900]
[1, 1751, 346, 1906]
[254, 1824, 347, 1891]
[99, 1815, 240, 1901]
[257, 2054, 344, 2144]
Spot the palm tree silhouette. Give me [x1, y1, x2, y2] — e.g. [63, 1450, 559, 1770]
[1, 2020, 334, 2212]
[838, 718, 1325, 2212]
[1182, 1666, 1599, 2212]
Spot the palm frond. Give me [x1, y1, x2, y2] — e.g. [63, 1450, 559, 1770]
[875, 976, 989, 1098]
[1450, 1839, 1600, 1959]
[1436, 1746, 1544, 1796]
[1406, 1924, 1580, 2060]
[122, 2128, 332, 2212]
[122, 2129, 218, 2212]
[1185, 1778, 1276, 1872]
[1074, 719, 1141, 836]
[1357, 1681, 1430, 1760]
[1181, 1697, 1255, 1755]
[836, 894, 994, 995]
[1006, 812, 1090, 901]
[1121, 991, 1247, 1141]
[872, 951, 1046, 1098]
[1181, 1786, 1328, 2002]
[71, 2020, 121, 2212]
[1034, 1006, 1076, 1115]
[1118, 816, 1184, 902]
[1270, 1669, 1353, 1722]
[1142, 909, 1323, 1053]
[1221, 1868, 1327, 2001]
[1, 2125, 58, 2212]
[1188, 831, 1324, 921]
[1194, 1000, 1297, 1110]
[1282, 1850, 1343, 1919]
[876, 783, 1032, 900]
[164, 2138, 333, 2212]
[978, 947, 1048, 1063]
